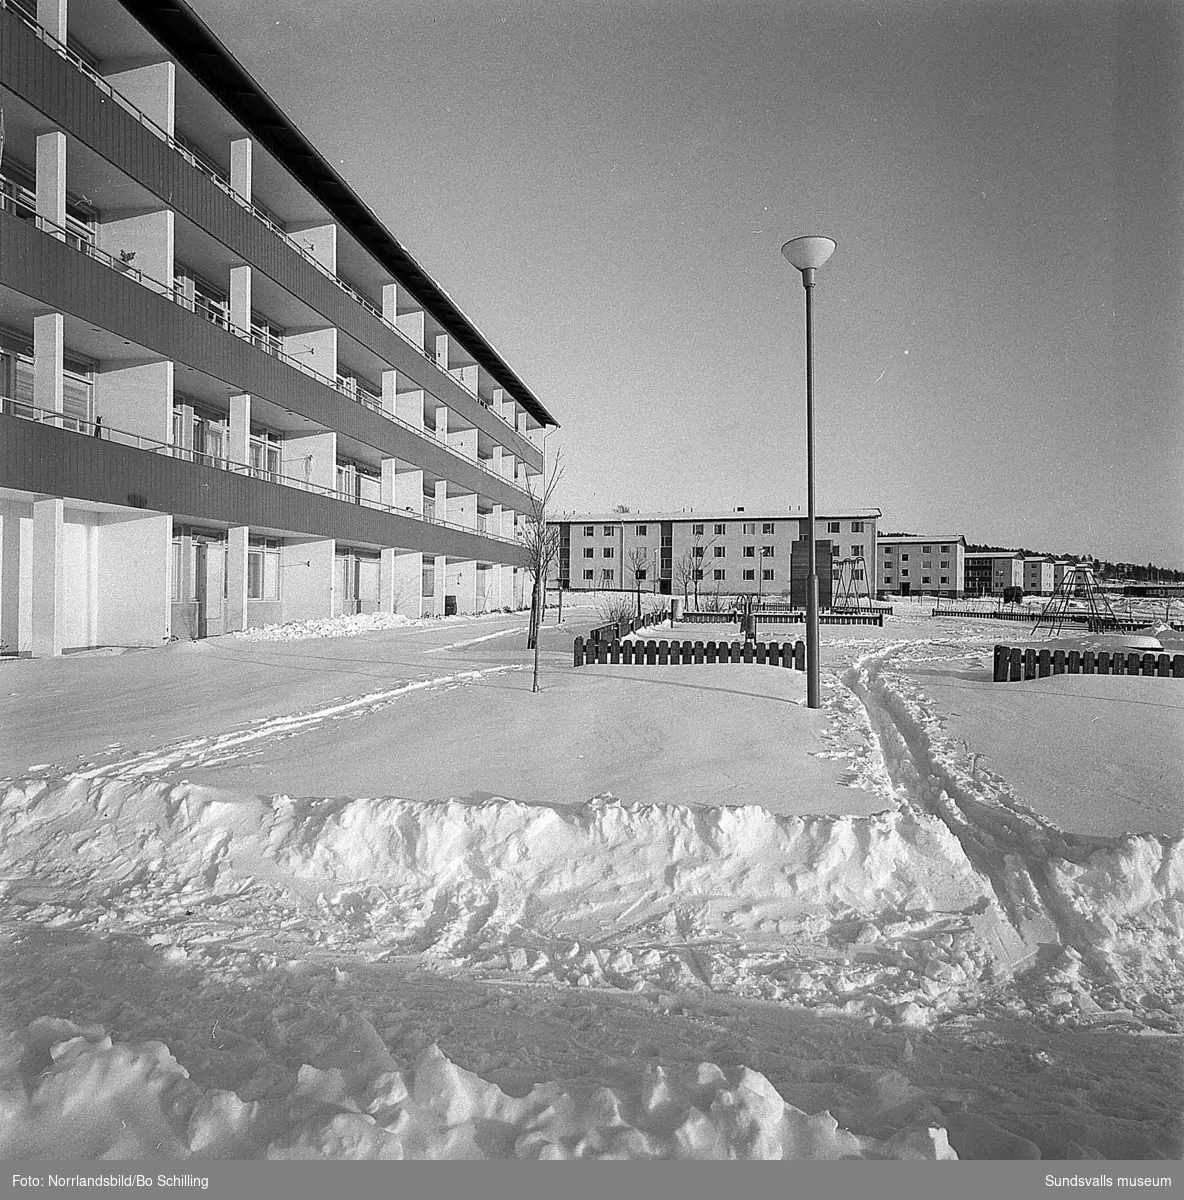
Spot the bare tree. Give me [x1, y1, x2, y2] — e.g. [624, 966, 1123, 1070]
[673, 532, 715, 607]
[625, 546, 650, 619]
[518, 448, 564, 693]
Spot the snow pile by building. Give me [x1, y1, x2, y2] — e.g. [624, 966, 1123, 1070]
[0, 1018, 954, 1160]
[232, 608, 528, 643]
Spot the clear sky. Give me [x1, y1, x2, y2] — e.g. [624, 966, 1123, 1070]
[191, 0, 1182, 565]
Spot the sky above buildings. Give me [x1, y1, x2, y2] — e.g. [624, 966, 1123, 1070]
[190, 0, 1182, 565]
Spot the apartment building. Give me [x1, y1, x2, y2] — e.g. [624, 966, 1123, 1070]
[550, 509, 881, 605]
[963, 551, 1024, 596]
[1022, 557, 1056, 596]
[876, 535, 966, 598]
[0, 0, 556, 655]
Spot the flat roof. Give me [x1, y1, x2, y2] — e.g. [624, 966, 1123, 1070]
[878, 534, 966, 545]
[964, 550, 1024, 558]
[120, 0, 557, 430]
[554, 508, 882, 524]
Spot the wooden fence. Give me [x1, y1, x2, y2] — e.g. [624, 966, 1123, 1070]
[574, 637, 807, 669]
[752, 611, 884, 627]
[992, 644, 1184, 683]
[589, 610, 670, 644]
[938, 608, 1180, 631]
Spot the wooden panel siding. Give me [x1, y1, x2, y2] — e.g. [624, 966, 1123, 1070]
[0, 7, 543, 472]
[0, 211, 529, 509]
[0, 416, 529, 564]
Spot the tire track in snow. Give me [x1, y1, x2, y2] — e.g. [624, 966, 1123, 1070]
[838, 639, 1175, 985]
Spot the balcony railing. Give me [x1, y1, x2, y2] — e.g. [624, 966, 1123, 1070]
[0, 0, 535, 447]
[0, 199, 536, 493]
[0, 397, 518, 544]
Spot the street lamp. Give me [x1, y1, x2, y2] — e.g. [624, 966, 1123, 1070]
[781, 235, 836, 710]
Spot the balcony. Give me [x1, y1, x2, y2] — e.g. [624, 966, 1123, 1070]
[0, 194, 529, 496]
[0, 0, 534, 448]
[0, 397, 518, 545]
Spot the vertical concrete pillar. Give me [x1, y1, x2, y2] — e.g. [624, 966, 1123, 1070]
[390, 468, 423, 514]
[96, 209, 174, 290]
[395, 308, 426, 353]
[449, 427, 477, 460]
[381, 549, 423, 618]
[229, 394, 251, 467]
[435, 405, 450, 442]
[0, 509, 25, 656]
[434, 480, 449, 525]
[283, 431, 336, 490]
[456, 364, 479, 394]
[229, 265, 252, 335]
[449, 493, 478, 530]
[226, 525, 249, 632]
[452, 560, 478, 614]
[284, 328, 337, 381]
[433, 557, 449, 616]
[434, 333, 450, 369]
[36, 131, 67, 232]
[397, 388, 425, 430]
[37, 0, 67, 41]
[33, 313, 64, 419]
[230, 138, 253, 202]
[31, 498, 65, 658]
[381, 369, 398, 419]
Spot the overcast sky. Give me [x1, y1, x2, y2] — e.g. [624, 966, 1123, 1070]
[191, 0, 1182, 565]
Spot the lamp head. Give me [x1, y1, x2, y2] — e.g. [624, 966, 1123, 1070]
[781, 236, 836, 285]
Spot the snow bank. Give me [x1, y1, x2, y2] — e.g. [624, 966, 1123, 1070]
[2, 775, 1178, 1029]
[0, 1018, 954, 1159]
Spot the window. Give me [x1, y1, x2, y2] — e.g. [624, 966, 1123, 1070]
[742, 522, 756, 535]
[940, 559, 949, 568]
[901, 569, 909, 577]
[901, 553, 909, 561]
[248, 538, 281, 601]
[692, 523, 704, 536]
[762, 569, 774, 581]
[827, 522, 840, 534]
[941, 544, 950, 552]
[713, 546, 726, 558]
[583, 569, 594, 580]
[713, 523, 726, 535]
[713, 569, 726, 581]
[742, 546, 755, 558]
[884, 545, 895, 555]
[636, 569, 647, 581]
[249, 430, 282, 480]
[636, 525, 647, 536]
[583, 525, 594, 537]
[762, 523, 775, 534]
[853, 568, 864, 580]
[170, 538, 183, 602]
[583, 548, 594, 558]
[693, 569, 703, 581]
[851, 521, 863, 533]
[850, 545, 863, 558]
[940, 576, 949, 584]
[884, 574, 893, 582]
[603, 525, 614, 536]
[761, 546, 774, 558]
[602, 568, 614, 582]
[603, 547, 614, 558]
[922, 545, 932, 553]
[922, 576, 931, 584]
[693, 546, 705, 558]
[742, 569, 755, 581]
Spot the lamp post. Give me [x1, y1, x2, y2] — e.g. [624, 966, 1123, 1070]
[781, 235, 836, 710]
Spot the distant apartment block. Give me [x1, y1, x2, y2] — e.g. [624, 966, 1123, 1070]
[549, 509, 881, 605]
[964, 551, 1024, 596]
[0, 0, 557, 655]
[1023, 557, 1056, 595]
[876, 535, 966, 598]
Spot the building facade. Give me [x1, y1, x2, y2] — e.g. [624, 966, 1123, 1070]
[963, 551, 1024, 596]
[1022, 557, 1055, 595]
[0, 0, 556, 655]
[550, 509, 880, 603]
[875, 535, 966, 598]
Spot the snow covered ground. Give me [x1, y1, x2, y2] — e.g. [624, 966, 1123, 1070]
[0, 604, 1179, 1160]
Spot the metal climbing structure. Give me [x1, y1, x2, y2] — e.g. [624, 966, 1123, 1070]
[831, 556, 873, 611]
[1032, 564, 1121, 636]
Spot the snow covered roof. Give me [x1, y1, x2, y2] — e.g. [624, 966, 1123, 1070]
[877, 534, 967, 546]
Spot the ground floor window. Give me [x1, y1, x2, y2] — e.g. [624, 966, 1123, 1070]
[583, 569, 594, 581]
[743, 569, 755, 581]
[248, 538, 281, 600]
[762, 569, 774, 581]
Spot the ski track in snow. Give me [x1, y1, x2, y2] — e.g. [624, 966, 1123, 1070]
[0, 619, 1180, 1160]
